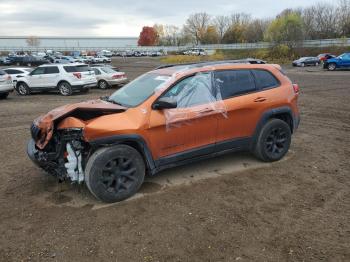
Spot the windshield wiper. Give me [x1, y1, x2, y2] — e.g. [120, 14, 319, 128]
[100, 95, 128, 107]
[107, 98, 128, 107]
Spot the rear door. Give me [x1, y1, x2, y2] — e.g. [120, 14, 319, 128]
[43, 66, 60, 88]
[214, 69, 282, 150]
[214, 70, 261, 144]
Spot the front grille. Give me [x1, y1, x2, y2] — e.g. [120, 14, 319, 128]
[30, 123, 41, 141]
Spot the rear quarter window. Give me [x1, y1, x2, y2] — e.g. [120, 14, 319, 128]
[0, 69, 5, 75]
[252, 70, 280, 89]
[64, 65, 91, 73]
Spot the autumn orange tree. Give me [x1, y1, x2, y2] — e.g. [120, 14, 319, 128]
[138, 26, 158, 46]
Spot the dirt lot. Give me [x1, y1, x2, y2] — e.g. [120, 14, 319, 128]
[0, 58, 349, 261]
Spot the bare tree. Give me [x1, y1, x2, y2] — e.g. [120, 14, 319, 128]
[337, 0, 350, 36]
[244, 19, 271, 42]
[229, 13, 251, 27]
[184, 13, 211, 44]
[26, 36, 41, 48]
[163, 25, 181, 46]
[213, 15, 229, 43]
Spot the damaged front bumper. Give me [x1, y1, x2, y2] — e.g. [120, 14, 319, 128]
[27, 128, 87, 183]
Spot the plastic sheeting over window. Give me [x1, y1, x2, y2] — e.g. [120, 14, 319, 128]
[162, 71, 227, 130]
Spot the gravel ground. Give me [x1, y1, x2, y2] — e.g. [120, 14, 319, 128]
[0, 58, 349, 261]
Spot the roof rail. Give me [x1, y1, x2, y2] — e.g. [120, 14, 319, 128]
[155, 59, 266, 70]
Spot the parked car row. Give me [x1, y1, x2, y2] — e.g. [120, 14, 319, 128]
[292, 52, 350, 71]
[0, 54, 112, 66]
[113, 50, 165, 57]
[0, 63, 128, 99]
[183, 48, 207, 56]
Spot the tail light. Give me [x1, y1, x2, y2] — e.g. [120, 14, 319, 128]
[6, 75, 11, 81]
[292, 84, 300, 94]
[73, 72, 81, 79]
[112, 74, 125, 79]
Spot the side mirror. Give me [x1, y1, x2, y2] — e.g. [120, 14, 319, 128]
[152, 97, 177, 110]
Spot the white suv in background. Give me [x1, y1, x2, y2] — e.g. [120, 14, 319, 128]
[0, 69, 13, 99]
[15, 63, 97, 96]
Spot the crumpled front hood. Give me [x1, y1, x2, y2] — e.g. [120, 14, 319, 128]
[33, 99, 126, 149]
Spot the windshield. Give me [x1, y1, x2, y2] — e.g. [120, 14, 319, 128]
[108, 73, 171, 107]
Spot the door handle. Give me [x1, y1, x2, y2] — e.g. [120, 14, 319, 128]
[254, 97, 267, 102]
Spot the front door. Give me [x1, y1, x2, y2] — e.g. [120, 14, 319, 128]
[340, 53, 350, 67]
[147, 72, 223, 163]
[28, 67, 46, 88]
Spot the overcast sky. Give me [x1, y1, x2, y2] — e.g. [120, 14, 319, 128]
[0, 0, 338, 37]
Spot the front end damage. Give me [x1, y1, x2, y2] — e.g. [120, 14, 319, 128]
[28, 127, 87, 182]
[27, 100, 125, 182]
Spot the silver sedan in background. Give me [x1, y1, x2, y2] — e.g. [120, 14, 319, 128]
[90, 66, 128, 89]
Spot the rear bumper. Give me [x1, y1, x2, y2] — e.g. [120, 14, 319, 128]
[0, 83, 14, 93]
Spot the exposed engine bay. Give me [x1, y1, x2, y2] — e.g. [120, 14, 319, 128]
[27, 99, 126, 182]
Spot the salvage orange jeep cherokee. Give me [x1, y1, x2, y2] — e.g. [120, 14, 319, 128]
[28, 61, 300, 203]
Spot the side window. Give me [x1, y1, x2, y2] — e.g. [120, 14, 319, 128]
[5, 69, 21, 74]
[45, 67, 59, 74]
[162, 73, 216, 108]
[30, 67, 46, 75]
[63, 66, 75, 73]
[214, 70, 256, 99]
[252, 70, 280, 90]
[93, 68, 101, 75]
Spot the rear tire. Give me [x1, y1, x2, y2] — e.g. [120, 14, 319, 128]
[58, 81, 73, 96]
[253, 119, 291, 162]
[85, 145, 145, 203]
[16, 82, 30, 96]
[98, 80, 109, 89]
[0, 92, 9, 99]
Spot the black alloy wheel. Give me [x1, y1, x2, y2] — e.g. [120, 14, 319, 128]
[253, 119, 291, 162]
[85, 145, 145, 203]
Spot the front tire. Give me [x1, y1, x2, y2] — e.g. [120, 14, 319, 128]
[327, 63, 336, 71]
[85, 145, 145, 203]
[16, 82, 30, 96]
[58, 81, 73, 96]
[253, 119, 291, 162]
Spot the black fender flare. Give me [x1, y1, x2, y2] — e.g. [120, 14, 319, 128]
[251, 106, 298, 149]
[88, 134, 156, 174]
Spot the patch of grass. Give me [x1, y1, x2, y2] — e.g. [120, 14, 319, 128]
[161, 45, 349, 65]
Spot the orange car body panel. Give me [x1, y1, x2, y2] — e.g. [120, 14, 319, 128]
[34, 64, 299, 161]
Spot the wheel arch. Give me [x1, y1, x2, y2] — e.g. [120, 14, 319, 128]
[252, 106, 297, 150]
[16, 81, 27, 88]
[88, 134, 156, 175]
[56, 79, 70, 88]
